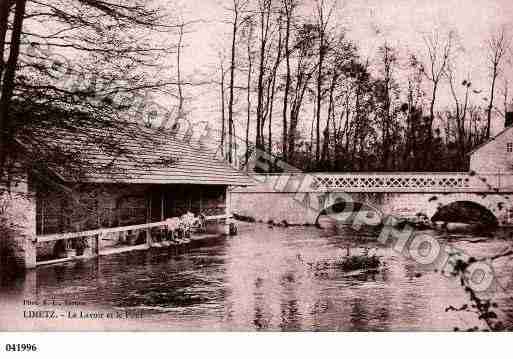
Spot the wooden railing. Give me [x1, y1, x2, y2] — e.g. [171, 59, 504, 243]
[37, 220, 166, 243]
[36, 214, 232, 243]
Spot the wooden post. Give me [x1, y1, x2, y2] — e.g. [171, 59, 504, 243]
[145, 193, 152, 248]
[94, 233, 101, 256]
[160, 190, 165, 221]
[40, 197, 45, 235]
[199, 187, 203, 214]
[224, 186, 232, 235]
[161, 189, 166, 242]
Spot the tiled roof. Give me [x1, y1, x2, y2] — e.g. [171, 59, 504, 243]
[17, 123, 255, 186]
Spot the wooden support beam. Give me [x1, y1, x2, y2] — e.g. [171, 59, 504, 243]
[199, 187, 203, 213]
[160, 190, 164, 221]
[224, 186, 232, 235]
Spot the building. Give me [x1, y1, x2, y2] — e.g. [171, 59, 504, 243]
[3, 123, 253, 269]
[469, 112, 513, 174]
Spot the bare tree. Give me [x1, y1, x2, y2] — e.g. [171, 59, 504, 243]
[227, 0, 245, 163]
[314, 0, 335, 164]
[244, 18, 254, 165]
[486, 27, 510, 138]
[501, 79, 510, 120]
[176, 22, 186, 120]
[219, 54, 228, 158]
[255, 0, 272, 150]
[287, 23, 317, 162]
[376, 42, 398, 169]
[446, 60, 472, 161]
[421, 30, 453, 165]
[265, 14, 283, 156]
[281, 0, 296, 160]
[403, 54, 425, 170]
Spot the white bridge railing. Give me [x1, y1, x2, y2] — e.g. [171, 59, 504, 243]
[309, 172, 512, 193]
[236, 172, 513, 193]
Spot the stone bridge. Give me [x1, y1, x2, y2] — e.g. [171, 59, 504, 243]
[230, 172, 513, 227]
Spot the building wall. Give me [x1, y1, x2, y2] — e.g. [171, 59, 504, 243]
[470, 127, 513, 173]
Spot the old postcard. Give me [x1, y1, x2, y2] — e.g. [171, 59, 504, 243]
[1, 0, 513, 333]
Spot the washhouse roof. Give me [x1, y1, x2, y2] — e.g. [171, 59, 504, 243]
[17, 123, 255, 187]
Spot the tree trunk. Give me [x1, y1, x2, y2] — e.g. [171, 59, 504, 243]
[315, 31, 324, 164]
[282, 4, 292, 160]
[256, 2, 270, 150]
[227, 3, 239, 163]
[0, 0, 26, 178]
[245, 28, 252, 166]
[321, 74, 336, 166]
[0, 0, 11, 79]
[267, 21, 282, 158]
[220, 62, 226, 158]
[487, 66, 498, 139]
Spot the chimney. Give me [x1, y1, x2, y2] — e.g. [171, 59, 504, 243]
[506, 103, 513, 128]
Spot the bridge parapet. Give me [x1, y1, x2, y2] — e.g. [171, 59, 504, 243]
[235, 172, 513, 193]
[309, 172, 511, 193]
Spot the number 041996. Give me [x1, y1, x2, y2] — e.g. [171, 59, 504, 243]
[5, 344, 38, 352]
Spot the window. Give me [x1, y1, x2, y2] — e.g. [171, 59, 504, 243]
[507, 142, 513, 153]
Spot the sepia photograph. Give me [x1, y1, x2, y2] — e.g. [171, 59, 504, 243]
[1, 0, 513, 338]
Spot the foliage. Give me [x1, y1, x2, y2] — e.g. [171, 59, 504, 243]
[333, 254, 381, 272]
[0, 0, 180, 185]
[299, 249, 382, 273]
[448, 256, 505, 331]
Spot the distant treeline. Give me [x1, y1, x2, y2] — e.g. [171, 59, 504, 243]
[218, 0, 511, 172]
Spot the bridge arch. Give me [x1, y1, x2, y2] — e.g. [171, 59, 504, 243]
[418, 193, 503, 220]
[431, 200, 498, 227]
[315, 196, 383, 228]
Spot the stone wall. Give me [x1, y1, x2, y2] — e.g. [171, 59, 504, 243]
[231, 183, 513, 226]
[0, 187, 37, 271]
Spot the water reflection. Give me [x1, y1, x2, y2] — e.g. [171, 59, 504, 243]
[1, 224, 513, 331]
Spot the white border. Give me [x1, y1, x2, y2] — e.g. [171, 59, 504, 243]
[0, 332, 509, 359]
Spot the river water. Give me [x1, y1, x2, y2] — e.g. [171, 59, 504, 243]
[2, 223, 513, 331]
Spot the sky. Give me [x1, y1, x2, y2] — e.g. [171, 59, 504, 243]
[160, 0, 513, 136]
